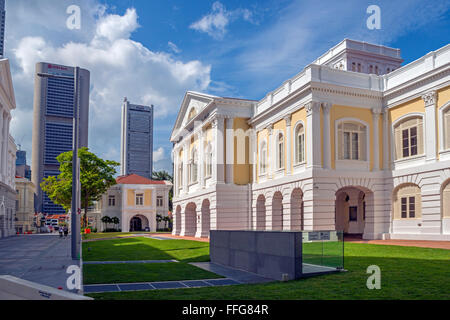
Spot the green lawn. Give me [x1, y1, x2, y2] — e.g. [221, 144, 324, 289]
[87, 242, 450, 300]
[83, 262, 223, 285]
[82, 237, 210, 263]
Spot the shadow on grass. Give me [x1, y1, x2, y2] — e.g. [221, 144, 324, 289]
[82, 237, 211, 263]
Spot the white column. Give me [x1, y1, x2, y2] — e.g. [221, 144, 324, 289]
[213, 116, 225, 184]
[284, 115, 292, 174]
[199, 129, 206, 188]
[267, 125, 273, 178]
[306, 101, 322, 168]
[383, 109, 389, 170]
[183, 140, 189, 192]
[251, 130, 257, 183]
[225, 117, 234, 184]
[372, 108, 381, 171]
[422, 91, 437, 162]
[322, 103, 331, 169]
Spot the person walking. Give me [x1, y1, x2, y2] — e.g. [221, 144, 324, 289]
[59, 227, 63, 238]
[63, 226, 69, 238]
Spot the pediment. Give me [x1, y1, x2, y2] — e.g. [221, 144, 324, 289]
[0, 59, 16, 110]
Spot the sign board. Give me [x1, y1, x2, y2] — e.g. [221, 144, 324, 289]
[308, 231, 331, 241]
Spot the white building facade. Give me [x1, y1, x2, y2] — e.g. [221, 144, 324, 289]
[172, 39, 450, 241]
[0, 58, 17, 239]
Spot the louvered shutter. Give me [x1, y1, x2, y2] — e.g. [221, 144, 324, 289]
[417, 118, 424, 155]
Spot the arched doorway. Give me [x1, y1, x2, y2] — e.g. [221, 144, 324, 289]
[335, 187, 368, 235]
[443, 180, 450, 234]
[290, 188, 303, 230]
[130, 215, 149, 232]
[183, 202, 197, 236]
[272, 192, 283, 230]
[256, 195, 266, 230]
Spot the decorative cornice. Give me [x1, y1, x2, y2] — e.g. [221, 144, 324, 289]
[321, 102, 332, 114]
[422, 90, 437, 107]
[371, 107, 383, 115]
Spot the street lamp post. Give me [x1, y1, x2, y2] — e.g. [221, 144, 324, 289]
[37, 67, 81, 260]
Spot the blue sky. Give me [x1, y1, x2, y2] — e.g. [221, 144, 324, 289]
[6, 0, 450, 174]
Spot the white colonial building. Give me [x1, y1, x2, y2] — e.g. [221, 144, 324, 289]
[87, 174, 172, 232]
[0, 58, 17, 239]
[171, 39, 450, 241]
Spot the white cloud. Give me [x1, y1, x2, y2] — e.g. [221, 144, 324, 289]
[190, 1, 255, 40]
[168, 41, 181, 54]
[8, 2, 212, 172]
[153, 147, 165, 162]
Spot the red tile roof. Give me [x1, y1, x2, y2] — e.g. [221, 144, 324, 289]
[116, 174, 167, 185]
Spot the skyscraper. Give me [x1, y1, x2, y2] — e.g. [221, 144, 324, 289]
[32, 62, 90, 215]
[0, 0, 5, 58]
[121, 98, 154, 179]
[16, 150, 31, 180]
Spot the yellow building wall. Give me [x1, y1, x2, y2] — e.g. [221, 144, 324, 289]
[233, 118, 251, 185]
[290, 107, 307, 171]
[144, 189, 152, 206]
[389, 97, 424, 124]
[330, 105, 374, 170]
[127, 189, 135, 206]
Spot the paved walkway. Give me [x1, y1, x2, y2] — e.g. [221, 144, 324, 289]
[0, 234, 81, 293]
[84, 259, 178, 265]
[345, 235, 450, 250]
[84, 278, 241, 293]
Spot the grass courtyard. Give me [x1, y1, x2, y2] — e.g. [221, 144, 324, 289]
[84, 237, 450, 300]
[82, 237, 220, 285]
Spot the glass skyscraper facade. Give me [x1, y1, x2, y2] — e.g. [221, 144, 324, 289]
[32, 63, 90, 215]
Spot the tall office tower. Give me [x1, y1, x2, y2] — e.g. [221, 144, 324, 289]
[32, 62, 90, 215]
[0, 0, 5, 58]
[121, 98, 154, 179]
[16, 150, 31, 180]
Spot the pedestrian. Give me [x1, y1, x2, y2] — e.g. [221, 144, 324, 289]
[63, 226, 68, 238]
[59, 227, 63, 238]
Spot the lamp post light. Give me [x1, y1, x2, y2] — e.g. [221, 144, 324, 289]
[37, 67, 81, 260]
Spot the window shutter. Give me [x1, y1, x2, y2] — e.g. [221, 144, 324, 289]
[417, 119, 424, 155]
[337, 124, 343, 160]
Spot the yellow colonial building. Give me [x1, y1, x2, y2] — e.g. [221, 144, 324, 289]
[87, 174, 172, 232]
[171, 39, 450, 241]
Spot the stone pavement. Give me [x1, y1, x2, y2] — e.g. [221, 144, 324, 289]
[0, 234, 81, 293]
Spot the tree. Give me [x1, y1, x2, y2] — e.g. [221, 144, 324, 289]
[101, 216, 112, 231]
[156, 214, 163, 231]
[41, 147, 120, 228]
[111, 217, 120, 231]
[152, 170, 173, 212]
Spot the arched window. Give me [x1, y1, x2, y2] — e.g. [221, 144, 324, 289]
[189, 148, 198, 184]
[444, 106, 450, 150]
[295, 123, 305, 164]
[259, 141, 267, 175]
[205, 143, 213, 178]
[394, 184, 422, 220]
[337, 121, 367, 161]
[276, 132, 284, 169]
[394, 116, 424, 160]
